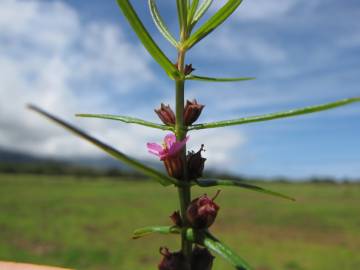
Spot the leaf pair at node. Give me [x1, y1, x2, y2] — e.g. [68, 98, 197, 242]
[76, 97, 360, 131]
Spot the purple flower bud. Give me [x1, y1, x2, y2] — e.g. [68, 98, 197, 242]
[158, 247, 186, 270]
[170, 211, 183, 227]
[186, 191, 220, 229]
[184, 99, 205, 126]
[187, 144, 206, 180]
[184, 64, 195, 75]
[191, 247, 215, 270]
[173, 62, 195, 75]
[155, 103, 175, 125]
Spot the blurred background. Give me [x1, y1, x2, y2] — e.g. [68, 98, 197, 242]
[0, 0, 359, 269]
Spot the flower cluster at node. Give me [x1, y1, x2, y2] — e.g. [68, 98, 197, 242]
[158, 246, 214, 270]
[186, 191, 221, 229]
[158, 247, 186, 270]
[147, 134, 188, 179]
[154, 99, 204, 127]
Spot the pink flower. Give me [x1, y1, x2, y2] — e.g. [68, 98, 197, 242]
[147, 134, 189, 161]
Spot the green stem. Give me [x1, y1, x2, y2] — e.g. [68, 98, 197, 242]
[175, 2, 192, 268]
[175, 50, 192, 268]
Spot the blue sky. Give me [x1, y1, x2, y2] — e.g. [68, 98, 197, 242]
[0, 0, 359, 179]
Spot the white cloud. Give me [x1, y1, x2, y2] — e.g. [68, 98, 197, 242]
[193, 29, 287, 64]
[209, 0, 300, 21]
[0, 0, 155, 157]
[0, 0, 247, 170]
[187, 128, 247, 169]
[235, 0, 299, 20]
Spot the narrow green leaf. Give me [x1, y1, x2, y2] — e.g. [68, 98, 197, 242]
[186, 74, 255, 83]
[189, 97, 360, 130]
[76, 113, 173, 131]
[191, 0, 213, 29]
[28, 105, 179, 187]
[185, 0, 243, 49]
[116, 0, 181, 80]
[196, 179, 295, 201]
[133, 226, 180, 239]
[148, 0, 179, 47]
[202, 231, 253, 270]
[177, 0, 188, 31]
[187, 0, 200, 25]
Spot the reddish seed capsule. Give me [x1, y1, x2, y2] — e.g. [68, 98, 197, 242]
[187, 144, 206, 180]
[186, 191, 220, 229]
[155, 103, 175, 125]
[184, 99, 205, 126]
[191, 247, 215, 270]
[170, 211, 182, 227]
[163, 155, 184, 179]
[158, 247, 186, 270]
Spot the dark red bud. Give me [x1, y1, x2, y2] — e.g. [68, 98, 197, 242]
[163, 155, 184, 179]
[170, 211, 182, 227]
[155, 103, 175, 125]
[191, 247, 215, 270]
[184, 64, 195, 75]
[158, 247, 187, 270]
[184, 99, 205, 126]
[173, 62, 195, 76]
[187, 144, 206, 180]
[186, 191, 220, 229]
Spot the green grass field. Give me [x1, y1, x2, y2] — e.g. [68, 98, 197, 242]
[0, 174, 359, 270]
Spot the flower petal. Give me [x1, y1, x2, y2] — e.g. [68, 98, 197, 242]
[147, 142, 163, 156]
[168, 136, 189, 156]
[164, 133, 177, 149]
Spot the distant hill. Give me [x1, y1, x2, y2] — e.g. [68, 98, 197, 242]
[0, 148, 160, 177]
[0, 148, 355, 182]
[0, 148, 45, 163]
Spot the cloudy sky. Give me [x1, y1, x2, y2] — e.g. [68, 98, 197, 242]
[0, 0, 359, 179]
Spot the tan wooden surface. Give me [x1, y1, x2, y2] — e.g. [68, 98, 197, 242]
[0, 262, 72, 270]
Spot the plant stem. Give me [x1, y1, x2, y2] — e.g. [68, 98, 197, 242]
[175, 76, 192, 269]
[175, 52, 192, 270]
[176, 2, 192, 267]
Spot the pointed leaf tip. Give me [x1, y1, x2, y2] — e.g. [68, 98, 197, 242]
[196, 179, 295, 201]
[133, 226, 180, 239]
[28, 105, 179, 186]
[189, 97, 360, 130]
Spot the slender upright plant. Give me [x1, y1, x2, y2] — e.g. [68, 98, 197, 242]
[29, 1, 360, 269]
